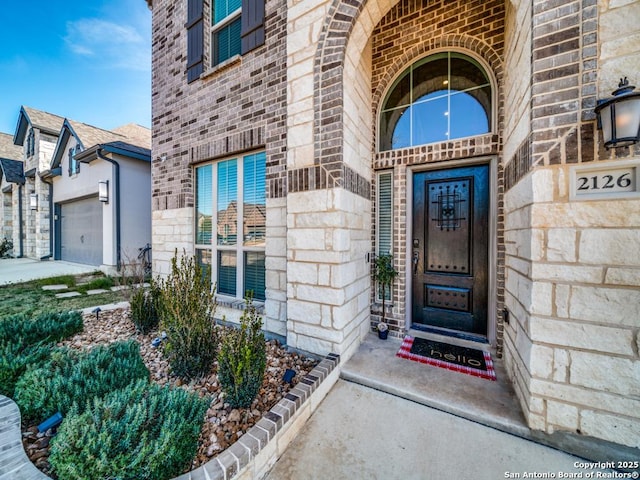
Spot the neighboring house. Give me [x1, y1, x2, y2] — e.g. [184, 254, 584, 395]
[0, 132, 24, 252]
[43, 120, 152, 272]
[12, 106, 65, 259]
[148, 0, 640, 456]
[0, 105, 152, 272]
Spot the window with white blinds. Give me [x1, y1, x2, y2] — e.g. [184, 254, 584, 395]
[196, 165, 212, 245]
[377, 172, 393, 256]
[212, 0, 241, 65]
[195, 151, 266, 301]
[377, 172, 393, 301]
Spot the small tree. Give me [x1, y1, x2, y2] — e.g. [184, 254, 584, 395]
[157, 250, 218, 380]
[218, 295, 266, 408]
[373, 254, 398, 327]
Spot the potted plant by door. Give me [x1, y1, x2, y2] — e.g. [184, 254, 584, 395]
[373, 253, 398, 339]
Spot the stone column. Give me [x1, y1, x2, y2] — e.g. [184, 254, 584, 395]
[285, 0, 374, 359]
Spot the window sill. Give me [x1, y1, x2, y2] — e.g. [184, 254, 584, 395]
[215, 294, 265, 314]
[201, 55, 242, 79]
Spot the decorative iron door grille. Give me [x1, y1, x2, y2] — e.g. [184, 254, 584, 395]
[430, 182, 468, 231]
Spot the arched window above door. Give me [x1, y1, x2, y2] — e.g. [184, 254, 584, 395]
[379, 52, 492, 151]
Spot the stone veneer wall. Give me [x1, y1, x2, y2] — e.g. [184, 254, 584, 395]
[18, 130, 57, 260]
[34, 132, 57, 260]
[502, 0, 531, 169]
[1, 189, 11, 243]
[285, 0, 376, 358]
[10, 187, 22, 256]
[502, 0, 640, 449]
[150, 0, 288, 334]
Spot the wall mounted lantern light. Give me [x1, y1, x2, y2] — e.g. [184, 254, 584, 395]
[29, 193, 38, 211]
[98, 180, 109, 203]
[595, 77, 640, 149]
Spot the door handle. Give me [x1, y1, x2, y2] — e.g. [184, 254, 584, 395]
[413, 251, 419, 275]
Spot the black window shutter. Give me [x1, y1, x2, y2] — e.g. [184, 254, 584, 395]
[241, 0, 265, 54]
[68, 148, 73, 176]
[186, 0, 204, 83]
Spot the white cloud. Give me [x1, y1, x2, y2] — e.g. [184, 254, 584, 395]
[64, 18, 150, 71]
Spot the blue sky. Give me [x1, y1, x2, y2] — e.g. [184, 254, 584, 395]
[0, 0, 151, 136]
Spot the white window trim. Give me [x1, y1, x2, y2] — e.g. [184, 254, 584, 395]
[212, 6, 241, 30]
[211, 6, 241, 66]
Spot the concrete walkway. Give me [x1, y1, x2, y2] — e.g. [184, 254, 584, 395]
[0, 258, 97, 286]
[266, 380, 593, 480]
[267, 335, 638, 479]
[0, 396, 49, 480]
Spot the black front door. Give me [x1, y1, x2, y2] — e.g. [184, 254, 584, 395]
[412, 164, 489, 337]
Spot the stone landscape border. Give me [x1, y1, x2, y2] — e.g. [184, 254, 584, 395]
[0, 353, 341, 480]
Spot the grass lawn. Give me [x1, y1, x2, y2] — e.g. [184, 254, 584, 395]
[0, 274, 129, 318]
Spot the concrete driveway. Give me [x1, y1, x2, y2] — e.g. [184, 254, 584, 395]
[0, 258, 97, 286]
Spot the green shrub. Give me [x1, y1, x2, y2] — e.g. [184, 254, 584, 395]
[0, 311, 83, 346]
[0, 343, 55, 397]
[15, 340, 149, 422]
[130, 281, 161, 334]
[0, 237, 13, 257]
[49, 379, 208, 480]
[0, 311, 83, 396]
[157, 251, 218, 379]
[218, 297, 266, 408]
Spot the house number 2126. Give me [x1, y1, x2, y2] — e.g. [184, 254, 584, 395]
[576, 172, 632, 192]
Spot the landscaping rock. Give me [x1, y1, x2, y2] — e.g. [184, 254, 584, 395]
[22, 307, 318, 477]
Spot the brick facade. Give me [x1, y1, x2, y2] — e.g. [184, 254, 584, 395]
[151, 0, 288, 211]
[150, 0, 290, 334]
[150, 0, 640, 451]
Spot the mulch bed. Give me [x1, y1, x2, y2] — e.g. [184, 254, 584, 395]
[21, 308, 318, 477]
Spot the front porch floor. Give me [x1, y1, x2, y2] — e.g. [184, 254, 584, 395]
[341, 334, 639, 465]
[342, 334, 528, 437]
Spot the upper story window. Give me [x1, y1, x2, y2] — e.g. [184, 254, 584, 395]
[195, 151, 266, 301]
[186, 0, 265, 82]
[212, 0, 241, 66]
[379, 52, 492, 151]
[68, 144, 81, 176]
[26, 129, 35, 157]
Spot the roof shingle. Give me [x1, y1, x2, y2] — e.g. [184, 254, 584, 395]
[0, 132, 22, 161]
[0, 158, 24, 184]
[21, 107, 65, 135]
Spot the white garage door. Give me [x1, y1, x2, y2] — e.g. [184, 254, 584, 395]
[60, 197, 103, 266]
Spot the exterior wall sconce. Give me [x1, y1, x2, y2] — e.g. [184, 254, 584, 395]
[29, 193, 38, 211]
[595, 77, 640, 149]
[98, 180, 109, 203]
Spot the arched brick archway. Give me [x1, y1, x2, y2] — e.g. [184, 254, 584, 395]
[309, 1, 505, 197]
[297, 0, 390, 198]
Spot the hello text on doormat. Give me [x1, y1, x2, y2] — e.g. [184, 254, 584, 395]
[396, 336, 496, 381]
